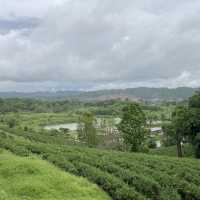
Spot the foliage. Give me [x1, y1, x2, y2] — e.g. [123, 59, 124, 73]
[0, 98, 82, 113]
[147, 138, 157, 149]
[163, 92, 200, 158]
[171, 91, 200, 158]
[118, 103, 146, 152]
[78, 112, 98, 147]
[1, 130, 200, 200]
[0, 91, 200, 199]
[194, 133, 200, 158]
[149, 144, 195, 158]
[171, 106, 190, 157]
[0, 87, 196, 102]
[7, 117, 17, 128]
[0, 97, 175, 123]
[162, 123, 177, 147]
[187, 92, 200, 142]
[0, 149, 110, 200]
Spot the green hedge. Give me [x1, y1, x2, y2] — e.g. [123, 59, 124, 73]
[0, 131, 200, 200]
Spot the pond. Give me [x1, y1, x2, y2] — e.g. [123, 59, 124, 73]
[44, 123, 78, 131]
[44, 118, 121, 131]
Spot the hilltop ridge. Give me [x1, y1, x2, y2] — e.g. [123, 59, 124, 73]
[0, 87, 197, 101]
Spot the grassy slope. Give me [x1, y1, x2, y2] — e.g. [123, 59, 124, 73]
[0, 129, 200, 199]
[0, 150, 110, 200]
[1, 134, 200, 200]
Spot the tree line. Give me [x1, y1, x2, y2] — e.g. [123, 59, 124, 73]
[78, 92, 200, 158]
[162, 92, 200, 158]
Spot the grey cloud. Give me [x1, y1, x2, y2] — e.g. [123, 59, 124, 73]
[0, 17, 40, 34]
[0, 0, 67, 18]
[0, 0, 200, 91]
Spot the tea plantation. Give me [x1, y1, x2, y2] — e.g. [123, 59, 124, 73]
[0, 131, 200, 200]
[0, 149, 110, 200]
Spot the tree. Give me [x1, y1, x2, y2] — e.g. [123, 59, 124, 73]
[162, 106, 189, 158]
[146, 112, 154, 128]
[171, 106, 188, 157]
[186, 92, 200, 157]
[7, 118, 17, 128]
[162, 123, 177, 147]
[189, 92, 200, 108]
[118, 103, 146, 152]
[77, 112, 97, 147]
[194, 133, 200, 158]
[168, 91, 200, 158]
[147, 138, 157, 149]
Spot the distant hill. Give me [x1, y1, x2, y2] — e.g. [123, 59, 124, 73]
[76, 87, 198, 102]
[0, 91, 81, 100]
[0, 87, 198, 101]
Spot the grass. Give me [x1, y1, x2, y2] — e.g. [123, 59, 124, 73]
[149, 144, 195, 157]
[1, 131, 200, 200]
[0, 111, 200, 199]
[1, 112, 78, 129]
[0, 149, 111, 200]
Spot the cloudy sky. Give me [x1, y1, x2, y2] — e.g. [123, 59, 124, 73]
[0, 0, 200, 92]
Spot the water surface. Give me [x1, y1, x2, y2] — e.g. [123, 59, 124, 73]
[44, 123, 78, 131]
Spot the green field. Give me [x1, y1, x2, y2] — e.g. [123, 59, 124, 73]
[0, 149, 110, 200]
[0, 98, 199, 200]
[149, 144, 195, 158]
[0, 112, 78, 129]
[0, 131, 200, 200]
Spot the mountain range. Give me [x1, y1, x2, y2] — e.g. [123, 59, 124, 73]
[0, 87, 198, 102]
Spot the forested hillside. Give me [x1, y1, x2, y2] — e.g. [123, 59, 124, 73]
[0, 87, 197, 101]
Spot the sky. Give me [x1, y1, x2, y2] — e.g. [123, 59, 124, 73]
[0, 0, 200, 92]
